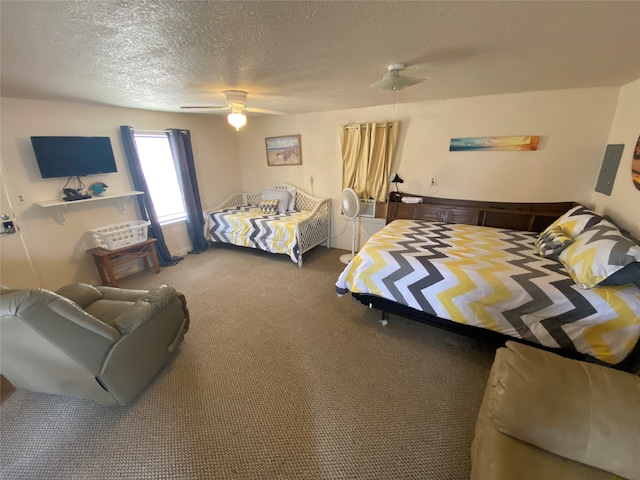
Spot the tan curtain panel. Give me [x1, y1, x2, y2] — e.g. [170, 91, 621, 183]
[340, 121, 399, 202]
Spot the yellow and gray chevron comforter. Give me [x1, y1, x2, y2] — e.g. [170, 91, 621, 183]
[335, 220, 640, 364]
[205, 206, 310, 263]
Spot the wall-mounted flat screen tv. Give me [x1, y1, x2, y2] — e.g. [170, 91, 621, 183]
[30, 136, 118, 179]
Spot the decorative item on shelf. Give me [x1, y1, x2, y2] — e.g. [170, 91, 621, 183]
[62, 188, 91, 201]
[390, 173, 404, 193]
[62, 175, 91, 201]
[89, 182, 109, 196]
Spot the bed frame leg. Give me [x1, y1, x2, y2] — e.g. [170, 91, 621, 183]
[367, 302, 388, 326]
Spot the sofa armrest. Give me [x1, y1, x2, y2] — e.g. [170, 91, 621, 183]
[112, 285, 185, 334]
[489, 341, 640, 480]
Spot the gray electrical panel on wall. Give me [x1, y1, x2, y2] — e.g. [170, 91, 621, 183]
[595, 144, 624, 196]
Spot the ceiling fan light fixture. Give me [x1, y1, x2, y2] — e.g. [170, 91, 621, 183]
[227, 112, 247, 131]
[370, 63, 425, 91]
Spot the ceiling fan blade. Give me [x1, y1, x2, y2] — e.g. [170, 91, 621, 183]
[180, 105, 230, 110]
[244, 106, 286, 115]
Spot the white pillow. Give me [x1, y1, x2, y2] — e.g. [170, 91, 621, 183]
[261, 189, 290, 214]
[284, 187, 296, 211]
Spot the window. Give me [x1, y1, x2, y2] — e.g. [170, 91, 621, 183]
[339, 121, 400, 203]
[133, 134, 186, 224]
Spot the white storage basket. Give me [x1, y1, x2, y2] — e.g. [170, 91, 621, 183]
[90, 220, 150, 250]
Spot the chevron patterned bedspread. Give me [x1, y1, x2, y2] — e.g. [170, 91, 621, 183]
[335, 219, 640, 364]
[205, 206, 310, 263]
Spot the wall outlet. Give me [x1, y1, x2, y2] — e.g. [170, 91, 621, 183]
[309, 174, 314, 185]
[16, 193, 25, 204]
[430, 177, 436, 186]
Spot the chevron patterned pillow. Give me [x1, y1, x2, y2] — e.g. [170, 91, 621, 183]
[541, 204, 603, 239]
[534, 226, 574, 258]
[559, 219, 640, 288]
[259, 199, 279, 214]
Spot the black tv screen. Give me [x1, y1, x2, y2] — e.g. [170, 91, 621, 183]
[30, 136, 118, 179]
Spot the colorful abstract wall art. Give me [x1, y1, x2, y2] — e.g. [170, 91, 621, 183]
[449, 136, 540, 151]
[633, 135, 640, 191]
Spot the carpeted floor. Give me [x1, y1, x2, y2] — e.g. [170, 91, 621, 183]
[1, 245, 499, 479]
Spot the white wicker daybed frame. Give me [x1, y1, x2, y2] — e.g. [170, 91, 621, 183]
[203, 183, 331, 267]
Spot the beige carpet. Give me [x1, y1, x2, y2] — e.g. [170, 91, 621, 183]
[1, 245, 498, 479]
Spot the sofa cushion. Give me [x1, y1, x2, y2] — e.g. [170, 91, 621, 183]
[487, 341, 640, 480]
[84, 299, 135, 328]
[56, 283, 103, 308]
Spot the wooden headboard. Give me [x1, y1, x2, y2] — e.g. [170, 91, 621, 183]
[386, 192, 574, 233]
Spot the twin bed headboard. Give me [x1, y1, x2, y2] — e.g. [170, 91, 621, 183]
[386, 192, 574, 233]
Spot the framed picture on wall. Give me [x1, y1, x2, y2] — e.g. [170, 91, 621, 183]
[265, 135, 302, 166]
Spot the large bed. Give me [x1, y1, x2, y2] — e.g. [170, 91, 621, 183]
[336, 193, 640, 368]
[203, 183, 331, 267]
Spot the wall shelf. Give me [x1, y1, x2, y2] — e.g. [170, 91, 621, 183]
[36, 191, 144, 224]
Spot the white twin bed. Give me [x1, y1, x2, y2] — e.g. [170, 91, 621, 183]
[203, 183, 331, 267]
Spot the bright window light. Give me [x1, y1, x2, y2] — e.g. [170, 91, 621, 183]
[133, 134, 186, 224]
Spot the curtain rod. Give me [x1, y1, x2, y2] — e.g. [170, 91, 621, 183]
[343, 123, 394, 130]
[133, 129, 188, 135]
[132, 129, 167, 135]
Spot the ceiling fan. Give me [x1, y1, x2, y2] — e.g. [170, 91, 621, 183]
[181, 90, 286, 131]
[370, 63, 425, 91]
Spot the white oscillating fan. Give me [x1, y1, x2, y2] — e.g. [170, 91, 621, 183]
[340, 188, 361, 264]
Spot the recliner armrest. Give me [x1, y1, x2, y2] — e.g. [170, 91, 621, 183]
[112, 285, 184, 334]
[96, 286, 150, 303]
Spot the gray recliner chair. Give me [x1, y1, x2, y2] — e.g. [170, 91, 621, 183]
[0, 283, 189, 406]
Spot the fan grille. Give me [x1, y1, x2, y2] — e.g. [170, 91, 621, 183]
[341, 188, 361, 219]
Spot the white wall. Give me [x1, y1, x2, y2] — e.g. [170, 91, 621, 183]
[590, 78, 640, 237]
[1, 84, 634, 289]
[237, 87, 621, 250]
[0, 97, 240, 289]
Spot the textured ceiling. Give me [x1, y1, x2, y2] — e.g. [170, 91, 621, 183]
[1, 1, 639, 117]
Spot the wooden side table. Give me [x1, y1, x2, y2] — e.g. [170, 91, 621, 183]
[87, 238, 160, 287]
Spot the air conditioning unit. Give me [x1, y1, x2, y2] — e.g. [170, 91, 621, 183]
[359, 199, 376, 218]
